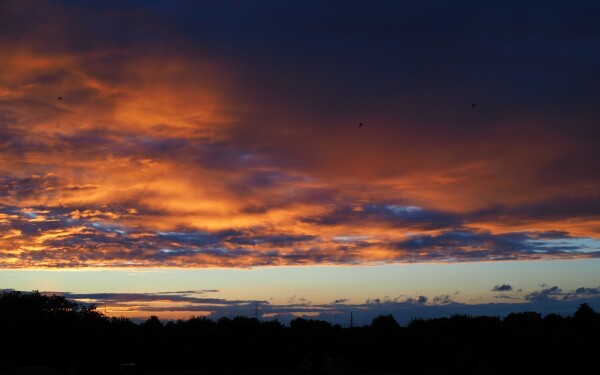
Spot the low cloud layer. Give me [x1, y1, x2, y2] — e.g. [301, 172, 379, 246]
[22, 284, 600, 326]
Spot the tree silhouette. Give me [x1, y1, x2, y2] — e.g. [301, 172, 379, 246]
[1, 290, 599, 374]
[574, 302, 598, 329]
[371, 314, 400, 332]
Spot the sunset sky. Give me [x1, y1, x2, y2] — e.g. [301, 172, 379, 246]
[1, 0, 600, 325]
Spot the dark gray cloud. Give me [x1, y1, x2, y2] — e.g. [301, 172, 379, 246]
[303, 204, 461, 230]
[406, 296, 428, 304]
[394, 229, 599, 262]
[157, 231, 226, 247]
[524, 285, 600, 302]
[162, 290, 220, 294]
[492, 284, 513, 292]
[286, 295, 311, 306]
[331, 299, 349, 304]
[59, 292, 246, 306]
[470, 197, 600, 226]
[432, 294, 453, 305]
[574, 287, 600, 295]
[0, 174, 81, 202]
[525, 286, 563, 302]
[226, 233, 316, 246]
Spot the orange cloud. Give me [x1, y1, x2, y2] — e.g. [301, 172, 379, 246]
[1, 1, 600, 269]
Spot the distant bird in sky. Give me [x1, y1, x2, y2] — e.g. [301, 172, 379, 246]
[471, 103, 476, 109]
[358, 122, 363, 129]
[58, 97, 62, 102]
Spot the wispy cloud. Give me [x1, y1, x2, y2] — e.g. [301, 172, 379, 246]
[331, 298, 349, 304]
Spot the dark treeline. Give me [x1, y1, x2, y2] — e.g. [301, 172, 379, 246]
[1, 291, 599, 375]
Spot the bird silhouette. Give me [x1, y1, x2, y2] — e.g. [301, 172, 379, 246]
[471, 103, 476, 109]
[358, 122, 363, 129]
[58, 97, 62, 102]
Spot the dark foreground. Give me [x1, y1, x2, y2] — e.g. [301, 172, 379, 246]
[1, 291, 599, 375]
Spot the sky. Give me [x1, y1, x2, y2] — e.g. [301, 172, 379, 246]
[1, 0, 600, 325]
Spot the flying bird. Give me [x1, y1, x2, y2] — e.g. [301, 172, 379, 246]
[358, 122, 363, 129]
[471, 103, 476, 109]
[58, 97, 62, 102]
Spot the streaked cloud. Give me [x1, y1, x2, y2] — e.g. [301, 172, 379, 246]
[331, 298, 349, 304]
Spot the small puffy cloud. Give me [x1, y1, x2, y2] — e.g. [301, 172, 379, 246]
[491, 284, 513, 292]
[432, 294, 453, 305]
[287, 295, 311, 306]
[406, 295, 428, 304]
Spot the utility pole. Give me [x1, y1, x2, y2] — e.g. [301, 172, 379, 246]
[350, 311, 354, 328]
[254, 301, 259, 319]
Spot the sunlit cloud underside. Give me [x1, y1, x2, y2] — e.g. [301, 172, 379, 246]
[2, 1, 600, 268]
